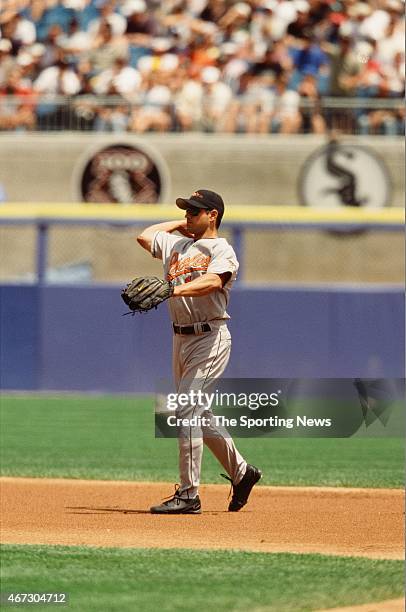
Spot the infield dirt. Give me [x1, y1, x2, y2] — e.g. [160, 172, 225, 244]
[1, 477, 404, 560]
[315, 599, 404, 612]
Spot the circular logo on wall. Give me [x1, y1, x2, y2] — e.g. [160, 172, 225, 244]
[73, 141, 170, 203]
[298, 140, 392, 208]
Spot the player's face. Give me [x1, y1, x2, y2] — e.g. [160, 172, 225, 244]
[185, 207, 211, 233]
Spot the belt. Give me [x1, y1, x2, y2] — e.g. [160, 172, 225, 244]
[173, 322, 212, 335]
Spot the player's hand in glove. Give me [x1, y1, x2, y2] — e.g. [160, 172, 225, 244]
[121, 276, 174, 314]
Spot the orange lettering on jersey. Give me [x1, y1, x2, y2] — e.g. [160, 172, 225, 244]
[168, 253, 211, 281]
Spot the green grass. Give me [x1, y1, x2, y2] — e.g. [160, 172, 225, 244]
[1, 545, 404, 612]
[0, 395, 403, 487]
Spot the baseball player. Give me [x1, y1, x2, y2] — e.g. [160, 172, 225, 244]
[137, 189, 262, 514]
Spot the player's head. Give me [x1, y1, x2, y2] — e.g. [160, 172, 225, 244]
[176, 189, 224, 228]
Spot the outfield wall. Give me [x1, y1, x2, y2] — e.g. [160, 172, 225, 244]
[0, 133, 403, 206]
[0, 284, 403, 392]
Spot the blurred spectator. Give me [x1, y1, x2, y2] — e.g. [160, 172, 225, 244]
[15, 49, 37, 85]
[57, 17, 93, 55]
[2, 12, 36, 49]
[34, 58, 81, 94]
[377, 12, 405, 67]
[124, 0, 158, 44]
[0, 66, 36, 130]
[92, 56, 142, 100]
[357, 45, 405, 135]
[270, 0, 300, 40]
[324, 34, 361, 97]
[33, 0, 76, 42]
[137, 37, 179, 74]
[380, 51, 405, 96]
[199, 0, 228, 23]
[286, 1, 313, 41]
[87, 21, 128, 72]
[94, 102, 129, 132]
[234, 71, 274, 134]
[345, 2, 374, 41]
[200, 65, 233, 132]
[251, 41, 293, 78]
[354, 40, 384, 97]
[87, 0, 127, 37]
[358, 106, 404, 135]
[38, 24, 65, 69]
[290, 36, 328, 81]
[174, 66, 204, 130]
[34, 58, 81, 129]
[298, 72, 326, 133]
[129, 71, 172, 132]
[270, 73, 302, 133]
[0, 39, 14, 87]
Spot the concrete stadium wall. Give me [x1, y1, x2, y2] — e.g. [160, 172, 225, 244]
[0, 133, 403, 207]
[0, 284, 403, 392]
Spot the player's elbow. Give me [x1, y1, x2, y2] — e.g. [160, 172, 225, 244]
[210, 274, 223, 290]
[136, 234, 150, 250]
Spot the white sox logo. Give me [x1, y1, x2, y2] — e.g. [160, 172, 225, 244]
[298, 140, 391, 209]
[76, 143, 169, 204]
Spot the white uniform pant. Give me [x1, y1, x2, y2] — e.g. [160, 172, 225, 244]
[173, 321, 247, 499]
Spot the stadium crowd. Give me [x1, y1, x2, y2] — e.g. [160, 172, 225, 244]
[0, 0, 404, 134]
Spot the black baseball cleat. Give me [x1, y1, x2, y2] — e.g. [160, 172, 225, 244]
[150, 488, 201, 514]
[221, 464, 262, 512]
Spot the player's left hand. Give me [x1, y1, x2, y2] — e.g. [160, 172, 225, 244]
[121, 276, 174, 314]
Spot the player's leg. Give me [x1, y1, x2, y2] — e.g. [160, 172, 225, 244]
[176, 324, 255, 500]
[173, 330, 229, 500]
[150, 334, 202, 514]
[197, 328, 247, 484]
[151, 325, 260, 514]
[195, 324, 262, 511]
[170, 333, 204, 500]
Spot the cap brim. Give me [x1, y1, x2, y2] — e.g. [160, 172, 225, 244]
[176, 198, 209, 210]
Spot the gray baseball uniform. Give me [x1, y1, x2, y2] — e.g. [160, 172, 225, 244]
[152, 230, 247, 498]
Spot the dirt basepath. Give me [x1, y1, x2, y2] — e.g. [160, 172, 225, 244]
[315, 598, 405, 612]
[1, 478, 403, 560]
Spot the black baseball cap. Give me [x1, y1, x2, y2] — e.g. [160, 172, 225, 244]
[176, 189, 225, 215]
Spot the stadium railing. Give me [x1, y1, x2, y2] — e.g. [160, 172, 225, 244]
[0, 95, 404, 134]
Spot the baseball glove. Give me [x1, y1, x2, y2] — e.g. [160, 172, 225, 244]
[121, 276, 174, 314]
